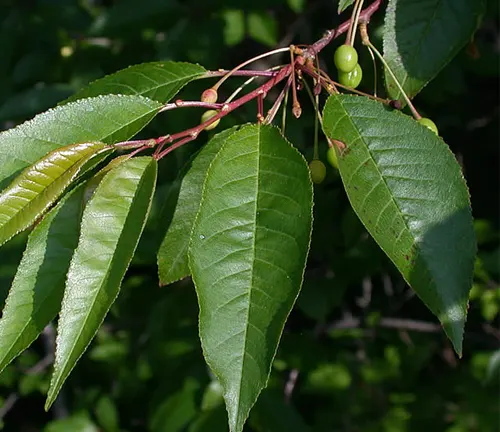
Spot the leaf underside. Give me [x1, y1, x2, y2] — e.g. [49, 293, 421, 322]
[0, 184, 87, 374]
[383, 0, 485, 101]
[189, 124, 313, 432]
[0, 94, 162, 189]
[46, 156, 158, 410]
[158, 126, 241, 286]
[65, 61, 206, 104]
[0, 142, 111, 247]
[322, 94, 476, 355]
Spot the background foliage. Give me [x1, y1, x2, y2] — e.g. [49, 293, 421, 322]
[0, 0, 498, 431]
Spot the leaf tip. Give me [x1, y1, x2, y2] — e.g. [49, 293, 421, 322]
[441, 309, 466, 357]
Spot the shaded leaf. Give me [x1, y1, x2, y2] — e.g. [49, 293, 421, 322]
[0, 184, 86, 374]
[46, 157, 157, 410]
[150, 378, 199, 432]
[249, 390, 311, 432]
[0, 94, 162, 188]
[0, 142, 112, 247]
[0, 84, 74, 122]
[66, 61, 206, 104]
[322, 94, 475, 355]
[157, 126, 240, 286]
[383, 0, 485, 101]
[485, 349, 500, 384]
[189, 125, 313, 432]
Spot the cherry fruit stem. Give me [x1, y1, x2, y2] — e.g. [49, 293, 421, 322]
[359, 22, 421, 118]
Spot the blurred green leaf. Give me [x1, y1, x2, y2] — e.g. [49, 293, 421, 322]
[306, 363, 351, 392]
[248, 12, 278, 47]
[485, 349, 500, 384]
[44, 412, 98, 432]
[222, 10, 245, 46]
[150, 378, 199, 432]
[201, 378, 224, 411]
[288, 0, 306, 13]
[249, 390, 311, 432]
[0, 85, 74, 122]
[95, 395, 119, 432]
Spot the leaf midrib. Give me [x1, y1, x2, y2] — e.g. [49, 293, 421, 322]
[234, 126, 261, 429]
[340, 102, 417, 259]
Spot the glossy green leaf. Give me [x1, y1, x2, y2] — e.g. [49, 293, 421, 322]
[338, 0, 355, 14]
[66, 61, 206, 104]
[0, 94, 162, 188]
[0, 184, 86, 374]
[46, 156, 157, 410]
[0, 142, 112, 247]
[383, 0, 485, 101]
[322, 94, 475, 355]
[189, 125, 313, 432]
[158, 126, 241, 285]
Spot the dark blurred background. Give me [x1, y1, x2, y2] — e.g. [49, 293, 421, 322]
[0, 1, 498, 431]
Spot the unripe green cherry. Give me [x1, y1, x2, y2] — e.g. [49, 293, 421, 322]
[201, 110, 220, 131]
[201, 88, 218, 103]
[309, 160, 326, 184]
[334, 44, 358, 73]
[326, 147, 339, 170]
[418, 117, 439, 135]
[338, 63, 363, 89]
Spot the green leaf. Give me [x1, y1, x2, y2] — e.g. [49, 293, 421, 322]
[158, 126, 241, 286]
[150, 378, 199, 432]
[383, 0, 485, 101]
[46, 156, 157, 410]
[0, 94, 162, 188]
[247, 12, 278, 47]
[249, 390, 311, 432]
[338, 0, 355, 14]
[0, 142, 112, 247]
[0, 184, 86, 374]
[188, 125, 313, 432]
[65, 61, 206, 104]
[288, 0, 306, 14]
[322, 94, 476, 355]
[222, 10, 245, 46]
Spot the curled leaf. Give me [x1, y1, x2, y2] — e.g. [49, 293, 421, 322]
[0, 142, 112, 247]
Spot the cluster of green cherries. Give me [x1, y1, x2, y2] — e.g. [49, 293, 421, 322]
[309, 44, 362, 185]
[334, 44, 362, 89]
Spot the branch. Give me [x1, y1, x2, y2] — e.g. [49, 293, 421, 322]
[155, 64, 294, 159]
[303, 0, 383, 58]
[201, 69, 280, 79]
[328, 316, 441, 333]
[117, 0, 385, 159]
